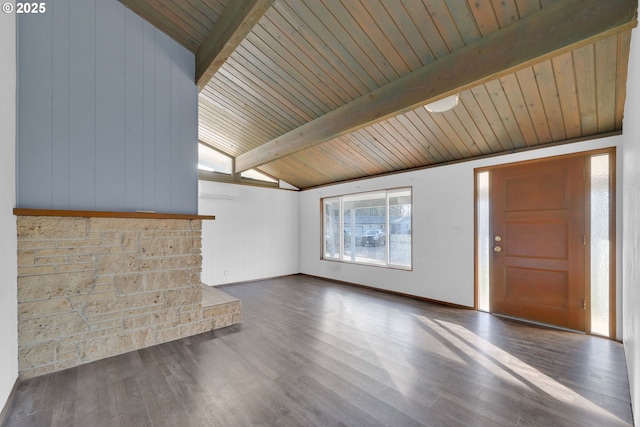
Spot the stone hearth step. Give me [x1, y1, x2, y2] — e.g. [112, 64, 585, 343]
[201, 284, 242, 329]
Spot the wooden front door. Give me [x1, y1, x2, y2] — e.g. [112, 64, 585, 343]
[490, 155, 586, 331]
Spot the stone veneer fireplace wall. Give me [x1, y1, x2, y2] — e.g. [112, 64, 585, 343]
[15, 211, 240, 379]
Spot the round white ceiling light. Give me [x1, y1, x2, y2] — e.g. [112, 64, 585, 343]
[424, 94, 459, 113]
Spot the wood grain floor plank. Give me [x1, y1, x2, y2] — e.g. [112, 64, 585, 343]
[1, 275, 633, 426]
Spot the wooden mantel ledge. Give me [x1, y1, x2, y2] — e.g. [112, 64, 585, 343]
[13, 208, 215, 220]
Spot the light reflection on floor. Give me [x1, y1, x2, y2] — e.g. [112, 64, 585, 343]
[415, 315, 627, 425]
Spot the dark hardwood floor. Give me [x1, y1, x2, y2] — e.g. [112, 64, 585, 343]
[1, 275, 633, 426]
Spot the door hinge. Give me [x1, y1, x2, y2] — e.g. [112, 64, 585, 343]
[583, 234, 587, 246]
[583, 169, 586, 181]
[583, 299, 587, 310]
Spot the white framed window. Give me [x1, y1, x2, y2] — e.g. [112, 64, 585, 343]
[240, 169, 278, 184]
[322, 188, 412, 269]
[198, 143, 232, 175]
[198, 143, 292, 189]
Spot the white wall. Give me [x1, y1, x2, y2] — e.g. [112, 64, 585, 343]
[622, 26, 640, 425]
[199, 181, 299, 286]
[300, 135, 622, 311]
[0, 2, 18, 409]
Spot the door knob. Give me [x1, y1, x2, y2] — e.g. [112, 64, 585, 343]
[494, 246, 502, 252]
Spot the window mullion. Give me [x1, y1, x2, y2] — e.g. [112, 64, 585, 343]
[386, 192, 390, 266]
[340, 196, 344, 260]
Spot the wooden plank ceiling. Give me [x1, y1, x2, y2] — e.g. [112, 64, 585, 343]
[119, 0, 637, 190]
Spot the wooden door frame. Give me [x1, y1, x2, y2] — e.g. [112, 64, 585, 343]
[474, 148, 616, 338]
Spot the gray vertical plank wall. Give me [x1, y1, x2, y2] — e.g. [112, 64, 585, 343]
[17, 0, 198, 214]
[95, 0, 126, 211]
[51, 0, 70, 207]
[153, 35, 172, 211]
[142, 22, 157, 211]
[124, 11, 145, 209]
[17, 3, 52, 207]
[180, 44, 199, 211]
[68, 0, 96, 210]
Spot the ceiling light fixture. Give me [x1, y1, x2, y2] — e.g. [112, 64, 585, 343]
[425, 94, 459, 113]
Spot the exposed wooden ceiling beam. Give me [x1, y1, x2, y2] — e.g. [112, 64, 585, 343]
[196, 0, 274, 91]
[235, 0, 637, 172]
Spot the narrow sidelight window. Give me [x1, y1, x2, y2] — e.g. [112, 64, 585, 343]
[590, 153, 611, 336]
[476, 171, 490, 312]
